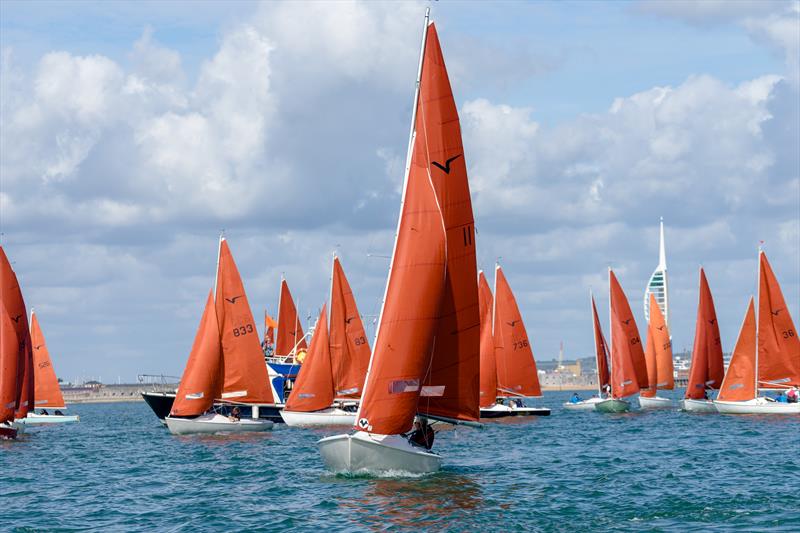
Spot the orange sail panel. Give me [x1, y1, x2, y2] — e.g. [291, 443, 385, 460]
[641, 323, 658, 398]
[493, 266, 541, 397]
[718, 298, 757, 402]
[685, 268, 725, 399]
[329, 257, 370, 398]
[276, 279, 307, 356]
[263, 311, 277, 348]
[29, 312, 66, 408]
[609, 270, 647, 398]
[757, 251, 800, 387]
[478, 272, 498, 408]
[650, 292, 674, 391]
[417, 23, 480, 423]
[353, 68, 448, 435]
[214, 238, 273, 403]
[285, 305, 334, 412]
[0, 305, 20, 423]
[0, 246, 33, 418]
[591, 295, 610, 393]
[171, 292, 223, 417]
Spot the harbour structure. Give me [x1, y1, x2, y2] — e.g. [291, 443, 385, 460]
[644, 217, 669, 327]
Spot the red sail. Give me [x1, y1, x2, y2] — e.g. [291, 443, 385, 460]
[0, 246, 33, 418]
[171, 292, 223, 417]
[609, 270, 647, 398]
[285, 305, 334, 412]
[478, 272, 498, 408]
[353, 31, 448, 434]
[417, 23, 480, 423]
[329, 257, 370, 398]
[1, 305, 20, 423]
[214, 238, 273, 403]
[30, 312, 66, 408]
[757, 251, 800, 387]
[263, 311, 277, 348]
[642, 292, 673, 398]
[718, 298, 757, 402]
[591, 294, 610, 393]
[685, 268, 725, 399]
[276, 279, 307, 356]
[641, 322, 658, 398]
[493, 266, 541, 397]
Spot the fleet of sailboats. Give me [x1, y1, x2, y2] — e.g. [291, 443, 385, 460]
[2, 11, 798, 470]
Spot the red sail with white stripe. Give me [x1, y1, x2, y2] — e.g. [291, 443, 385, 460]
[757, 251, 800, 388]
[214, 238, 274, 403]
[30, 311, 66, 408]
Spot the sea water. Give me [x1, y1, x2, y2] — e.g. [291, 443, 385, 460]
[2, 391, 798, 531]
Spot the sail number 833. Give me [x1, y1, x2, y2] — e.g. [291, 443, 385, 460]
[232, 324, 255, 337]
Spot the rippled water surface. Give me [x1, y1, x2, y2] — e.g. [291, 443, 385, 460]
[2, 391, 798, 531]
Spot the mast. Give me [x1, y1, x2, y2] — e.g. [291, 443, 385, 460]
[213, 234, 223, 302]
[608, 267, 613, 398]
[590, 289, 601, 397]
[356, 8, 431, 420]
[755, 247, 763, 395]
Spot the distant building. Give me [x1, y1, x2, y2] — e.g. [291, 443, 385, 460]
[644, 217, 669, 326]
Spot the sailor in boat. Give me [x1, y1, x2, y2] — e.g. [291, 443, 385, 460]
[788, 388, 799, 403]
[41, 409, 49, 415]
[229, 406, 241, 422]
[407, 419, 435, 450]
[569, 393, 582, 404]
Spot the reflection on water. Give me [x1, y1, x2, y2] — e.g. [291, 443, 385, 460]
[343, 473, 482, 528]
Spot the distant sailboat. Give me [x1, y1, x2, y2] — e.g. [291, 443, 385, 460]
[165, 237, 275, 434]
[1, 246, 33, 439]
[275, 278, 308, 362]
[318, 11, 481, 473]
[281, 256, 370, 427]
[715, 251, 800, 414]
[595, 269, 648, 413]
[680, 268, 724, 412]
[17, 311, 80, 425]
[638, 293, 674, 409]
[564, 291, 611, 411]
[480, 265, 549, 417]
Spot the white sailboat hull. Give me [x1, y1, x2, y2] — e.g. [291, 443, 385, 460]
[638, 396, 672, 410]
[280, 407, 356, 427]
[714, 398, 800, 415]
[563, 397, 604, 410]
[480, 403, 550, 418]
[594, 398, 631, 413]
[165, 413, 274, 435]
[680, 399, 717, 413]
[16, 413, 80, 425]
[318, 431, 441, 474]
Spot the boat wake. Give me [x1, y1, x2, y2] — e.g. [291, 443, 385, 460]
[329, 468, 433, 480]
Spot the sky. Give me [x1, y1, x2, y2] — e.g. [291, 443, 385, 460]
[1, 0, 798, 383]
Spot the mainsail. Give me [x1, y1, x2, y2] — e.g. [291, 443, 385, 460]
[493, 265, 541, 398]
[478, 271, 498, 408]
[214, 238, 273, 403]
[276, 279, 307, 356]
[590, 293, 610, 394]
[608, 270, 648, 398]
[757, 251, 800, 388]
[685, 268, 724, 399]
[30, 311, 67, 409]
[641, 293, 673, 398]
[0, 305, 20, 423]
[329, 257, 370, 398]
[0, 246, 33, 419]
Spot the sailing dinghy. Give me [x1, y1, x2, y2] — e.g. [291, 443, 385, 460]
[595, 270, 648, 413]
[680, 268, 724, 412]
[281, 256, 370, 427]
[17, 311, 79, 425]
[564, 292, 611, 411]
[274, 278, 308, 363]
[638, 293, 674, 409]
[319, 12, 482, 473]
[480, 266, 549, 418]
[715, 251, 800, 415]
[165, 238, 275, 434]
[1, 246, 33, 439]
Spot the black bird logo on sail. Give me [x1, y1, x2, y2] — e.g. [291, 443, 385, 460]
[225, 295, 244, 304]
[431, 154, 462, 174]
